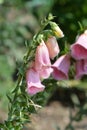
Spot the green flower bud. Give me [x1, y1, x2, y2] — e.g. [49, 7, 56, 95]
[50, 22, 64, 38]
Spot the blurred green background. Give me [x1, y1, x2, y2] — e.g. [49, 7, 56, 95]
[0, 0, 87, 112]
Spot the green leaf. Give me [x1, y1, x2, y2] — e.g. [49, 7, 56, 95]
[7, 93, 12, 103]
[0, 123, 5, 128]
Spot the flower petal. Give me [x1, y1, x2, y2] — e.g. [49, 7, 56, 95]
[71, 32, 87, 60]
[45, 36, 60, 59]
[35, 40, 52, 79]
[26, 68, 45, 95]
[27, 82, 45, 95]
[75, 59, 87, 79]
[39, 66, 53, 79]
[52, 54, 70, 80]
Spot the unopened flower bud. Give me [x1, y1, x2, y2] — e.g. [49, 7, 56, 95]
[84, 30, 87, 35]
[50, 22, 64, 38]
[45, 36, 60, 59]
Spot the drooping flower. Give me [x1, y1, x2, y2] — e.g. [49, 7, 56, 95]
[70, 30, 87, 60]
[45, 36, 60, 59]
[51, 54, 70, 80]
[26, 68, 45, 95]
[75, 59, 87, 79]
[35, 40, 53, 79]
[50, 22, 64, 38]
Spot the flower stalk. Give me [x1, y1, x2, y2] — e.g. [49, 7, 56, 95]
[0, 14, 59, 130]
[0, 14, 87, 130]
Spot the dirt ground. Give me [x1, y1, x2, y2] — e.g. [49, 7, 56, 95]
[0, 101, 87, 130]
[27, 101, 87, 130]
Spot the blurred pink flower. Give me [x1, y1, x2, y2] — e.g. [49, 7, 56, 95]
[75, 59, 87, 79]
[71, 31, 87, 60]
[51, 54, 70, 80]
[26, 68, 45, 95]
[45, 36, 60, 59]
[35, 40, 53, 79]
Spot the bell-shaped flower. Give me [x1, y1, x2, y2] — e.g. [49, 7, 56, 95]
[75, 59, 87, 79]
[51, 54, 70, 80]
[45, 36, 60, 59]
[26, 68, 45, 95]
[35, 40, 53, 79]
[71, 30, 87, 60]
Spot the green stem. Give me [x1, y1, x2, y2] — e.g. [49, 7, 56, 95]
[1, 16, 52, 129]
[7, 46, 32, 121]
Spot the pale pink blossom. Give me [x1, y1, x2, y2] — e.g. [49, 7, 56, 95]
[51, 54, 70, 80]
[71, 30, 87, 60]
[75, 59, 87, 79]
[26, 68, 45, 95]
[45, 36, 60, 59]
[35, 40, 53, 79]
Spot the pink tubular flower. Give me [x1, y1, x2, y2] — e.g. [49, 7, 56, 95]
[45, 36, 60, 59]
[35, 40, 53, 79]
[51, 54, 70, 80]
[26, 68, 45, 95]
[75, 59, 87, 79]
[70, 30, 87, 60]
